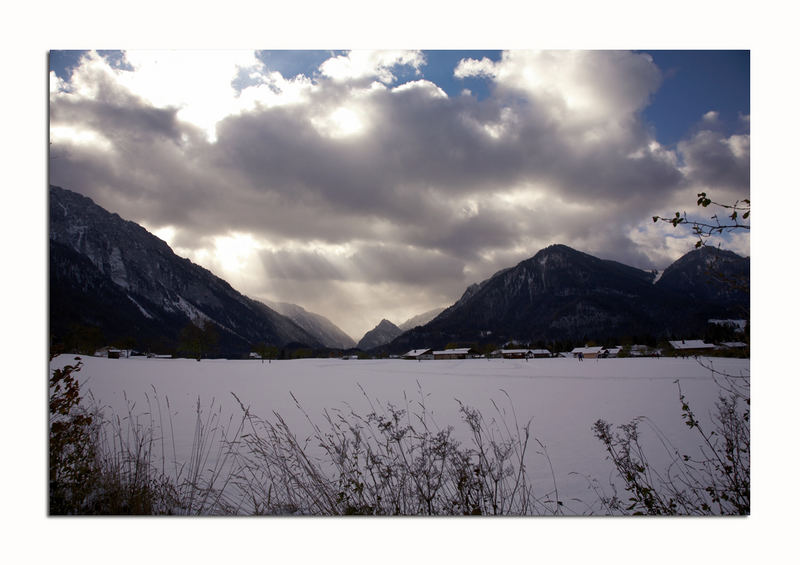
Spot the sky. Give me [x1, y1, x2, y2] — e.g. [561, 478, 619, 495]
[48, 49, 750, 340]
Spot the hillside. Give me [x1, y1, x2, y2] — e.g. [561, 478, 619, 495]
[386, 244, 749, 352]
[49, 185, 322, 356]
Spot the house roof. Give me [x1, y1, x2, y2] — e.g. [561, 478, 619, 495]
[571, 346, 604, 354]
[499, 348, 552, 355]
[403, 349, 432, 357]
[668, 340, 715, 350]
[721, 342, 748, 348]
[433, 348, 474, 355]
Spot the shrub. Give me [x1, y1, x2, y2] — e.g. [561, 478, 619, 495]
[228, 387, 563, 516]
[593, 363, 749, 515]
[50, 357, 241, 515]
[50, 357, 749, 516]
[49, 357, 98, 514]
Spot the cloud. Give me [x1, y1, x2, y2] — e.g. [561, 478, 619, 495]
[49, 50, 749, 337]
[318, 50, 425, 84]
[457, 50, 662, 123]
[679, 128, 750, 192]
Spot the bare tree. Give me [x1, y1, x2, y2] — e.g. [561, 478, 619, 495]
[653, 192, 750, 248]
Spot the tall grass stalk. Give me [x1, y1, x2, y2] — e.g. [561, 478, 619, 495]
[228, 385, 562, 516]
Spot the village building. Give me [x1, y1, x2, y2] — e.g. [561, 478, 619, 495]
[403, 348, 434, 360]
[720, 341, 748, 350]
[496, 348, 552, 359]
[668, 340, 716, 354]
[498, 349, 530, 359]
[570, 346, 605, 359]
[432, 347, 479, 360]
[94, 346, 129, 359]
[628, 344, 657, 357]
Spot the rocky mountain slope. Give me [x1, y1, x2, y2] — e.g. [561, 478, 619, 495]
[49, 185, 322, 356]
[385, 244, 749, 352]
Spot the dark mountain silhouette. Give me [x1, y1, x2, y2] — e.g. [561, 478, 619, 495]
[384, 244, 749, 352]
[357, 319, 403, 350]
[49, 185, 322, 356]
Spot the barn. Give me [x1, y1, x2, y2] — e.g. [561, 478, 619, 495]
[432, 348, 478, 360]
[403, 348, 434, 360]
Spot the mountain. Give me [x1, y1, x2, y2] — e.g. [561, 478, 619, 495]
[265, 300, 356, 349]
[357, 319, 403, 350]
[655, 246, 750, 305]
[49, 185, 322, 356]
[386, 244, 749, 352]
[398, 307, 446, 331]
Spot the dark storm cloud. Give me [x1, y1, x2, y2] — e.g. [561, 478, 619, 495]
[204, 75, 687, 262]
[350, 244, 466, 286]
[51, 95, 182, 144]
[48, 50, 749, 335]
[50, 60, 183, 144]
[260, 249, 345, 281]
[679, 128, 750, 191]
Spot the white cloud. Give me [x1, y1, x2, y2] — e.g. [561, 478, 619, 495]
[236, 71, 315, 111]
[474, 50, 662, 126]
[318, 50, 425, 84]
[311, 106, 367, 138]
[453, 56, 497, 79]
[725, 134, 750, 160]
[50, 125, 113, 152]
[391, 79, 448, 98]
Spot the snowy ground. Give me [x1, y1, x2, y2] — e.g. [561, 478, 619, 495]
[51, 354, 749, 514]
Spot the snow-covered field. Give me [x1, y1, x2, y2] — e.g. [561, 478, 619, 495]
[51, 354, 749, 514]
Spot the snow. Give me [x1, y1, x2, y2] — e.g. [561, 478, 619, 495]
[570, 345, 605, 355]
[50, 354, 749, 515]
[126, 294, 153, 319]
[432, 347, 474, 355]
[174, 295, 210, 324]
[108, 246, 129, 289]
[669, 339, 715, 350]
[403, 348, 432, 357]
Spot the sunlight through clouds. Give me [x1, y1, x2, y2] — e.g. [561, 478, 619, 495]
[118, 50, 261, 142]
[312, 107, 366, 138]
[212, 232, 264, 273]
[50, 125, 113, 151]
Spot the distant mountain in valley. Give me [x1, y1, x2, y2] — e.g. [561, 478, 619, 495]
[398, 307, 446, 331]
[265, 300, 356, 349]
[357, 319, 403, 350]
